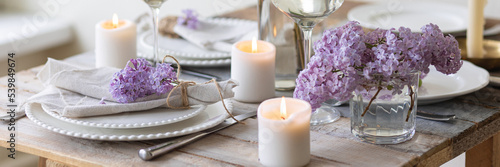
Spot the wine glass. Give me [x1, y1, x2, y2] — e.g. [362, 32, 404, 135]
[142, 0, 167, 65]
[271, 0, 344, 125]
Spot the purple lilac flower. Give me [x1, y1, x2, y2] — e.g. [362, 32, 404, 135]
[421, 24, 463, 74]
[109, 58, 155, 103]
[177, 9, 199, 29]
[109, 58, 179, 103]
[294, 21, 462, 111]
[150, 63, 177, 94]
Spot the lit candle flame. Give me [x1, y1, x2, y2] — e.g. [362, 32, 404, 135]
[251, 37, 257, 53]
[112, 13, 119, 29]
[280, 96, 287, 120]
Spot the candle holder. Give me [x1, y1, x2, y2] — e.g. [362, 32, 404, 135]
[458, 38, 500, 70]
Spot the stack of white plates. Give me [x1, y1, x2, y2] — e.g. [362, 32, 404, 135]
[138, 18, 257, 67]
[25, 100, 233, 141]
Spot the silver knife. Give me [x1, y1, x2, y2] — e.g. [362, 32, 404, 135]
[416, 110, 456, 121]
[138, 111, 257, 161]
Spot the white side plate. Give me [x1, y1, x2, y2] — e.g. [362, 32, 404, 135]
[26, 100, 232, 141]
[348, 2, 468, 34]
[43, 104, 206, 129]
[419, 61, 489, 105]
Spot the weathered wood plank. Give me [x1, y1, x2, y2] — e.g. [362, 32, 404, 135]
[416, 146, 453, 167]
[39, 157, 47, 167]
[466, 132, 500, 167]
[454, 113, 500, 156]
[310, 117, 451, 160]
[216, 118, 418, 167]
[466, 137, 493, 167]
[494, 132, 500, 167]
[45, 158, 75, 167]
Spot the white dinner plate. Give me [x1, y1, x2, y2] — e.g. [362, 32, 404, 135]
[25, 100, 232, 141]
[418, 61, 489, 105]
[139, 18, 255, 60]
[42, 104, 206, 129]
[347, 2, 468, 34]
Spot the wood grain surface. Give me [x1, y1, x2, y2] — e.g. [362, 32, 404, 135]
[2, 2, 500, 167]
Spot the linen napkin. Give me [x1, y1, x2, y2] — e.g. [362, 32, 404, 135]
[173, 19, 257, 52]
[19, 58, 237, 117]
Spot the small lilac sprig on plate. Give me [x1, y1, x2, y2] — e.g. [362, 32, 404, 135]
[177, 9, 199, 29]
[109, 58, 177, 103]
[293, 21, 462, 111]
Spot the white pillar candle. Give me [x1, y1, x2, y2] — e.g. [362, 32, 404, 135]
[258, 97, 311, 167]
[231, 38, 276, 103]
[467, 0, 487, 58]
[95, 13, 137, 68]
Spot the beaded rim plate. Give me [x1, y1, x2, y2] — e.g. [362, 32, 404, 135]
[137, 52, 231, 67]
[42, 104, 206, 129]
[25, 100, 232, 141]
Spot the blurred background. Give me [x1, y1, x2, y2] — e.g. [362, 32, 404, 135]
[0, 0, 255, 76]
[0, 0, 498, 166]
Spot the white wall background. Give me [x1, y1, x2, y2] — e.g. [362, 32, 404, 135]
[1, 0, 257, 52]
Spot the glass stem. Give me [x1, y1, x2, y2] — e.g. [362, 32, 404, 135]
[301, 27, 313, 67]
[150, 7, 160, 65]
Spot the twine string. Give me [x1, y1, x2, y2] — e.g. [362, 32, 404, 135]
[162, 55, 240, 123]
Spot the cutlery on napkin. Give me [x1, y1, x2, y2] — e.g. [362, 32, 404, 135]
[173, 19, 257, 52]
[17, 58, 237, 118]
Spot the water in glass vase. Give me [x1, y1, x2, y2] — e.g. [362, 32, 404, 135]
[350, 84, 418, 144]
[271, 0, 343, 28]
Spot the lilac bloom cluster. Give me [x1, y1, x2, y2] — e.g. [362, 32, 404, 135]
[177, 9, 199, 29]
[294, 21, 462, 110]
[109, 58, 177, 103]
[150, 63, 177, 94]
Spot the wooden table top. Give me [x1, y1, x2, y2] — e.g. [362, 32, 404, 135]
[2, 2, 500, 167]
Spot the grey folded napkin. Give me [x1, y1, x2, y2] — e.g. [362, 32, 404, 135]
[173, 19, 256, 52]
[19, 58, 237, 117]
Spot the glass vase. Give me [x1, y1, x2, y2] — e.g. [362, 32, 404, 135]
[350, 72, 419, 144]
